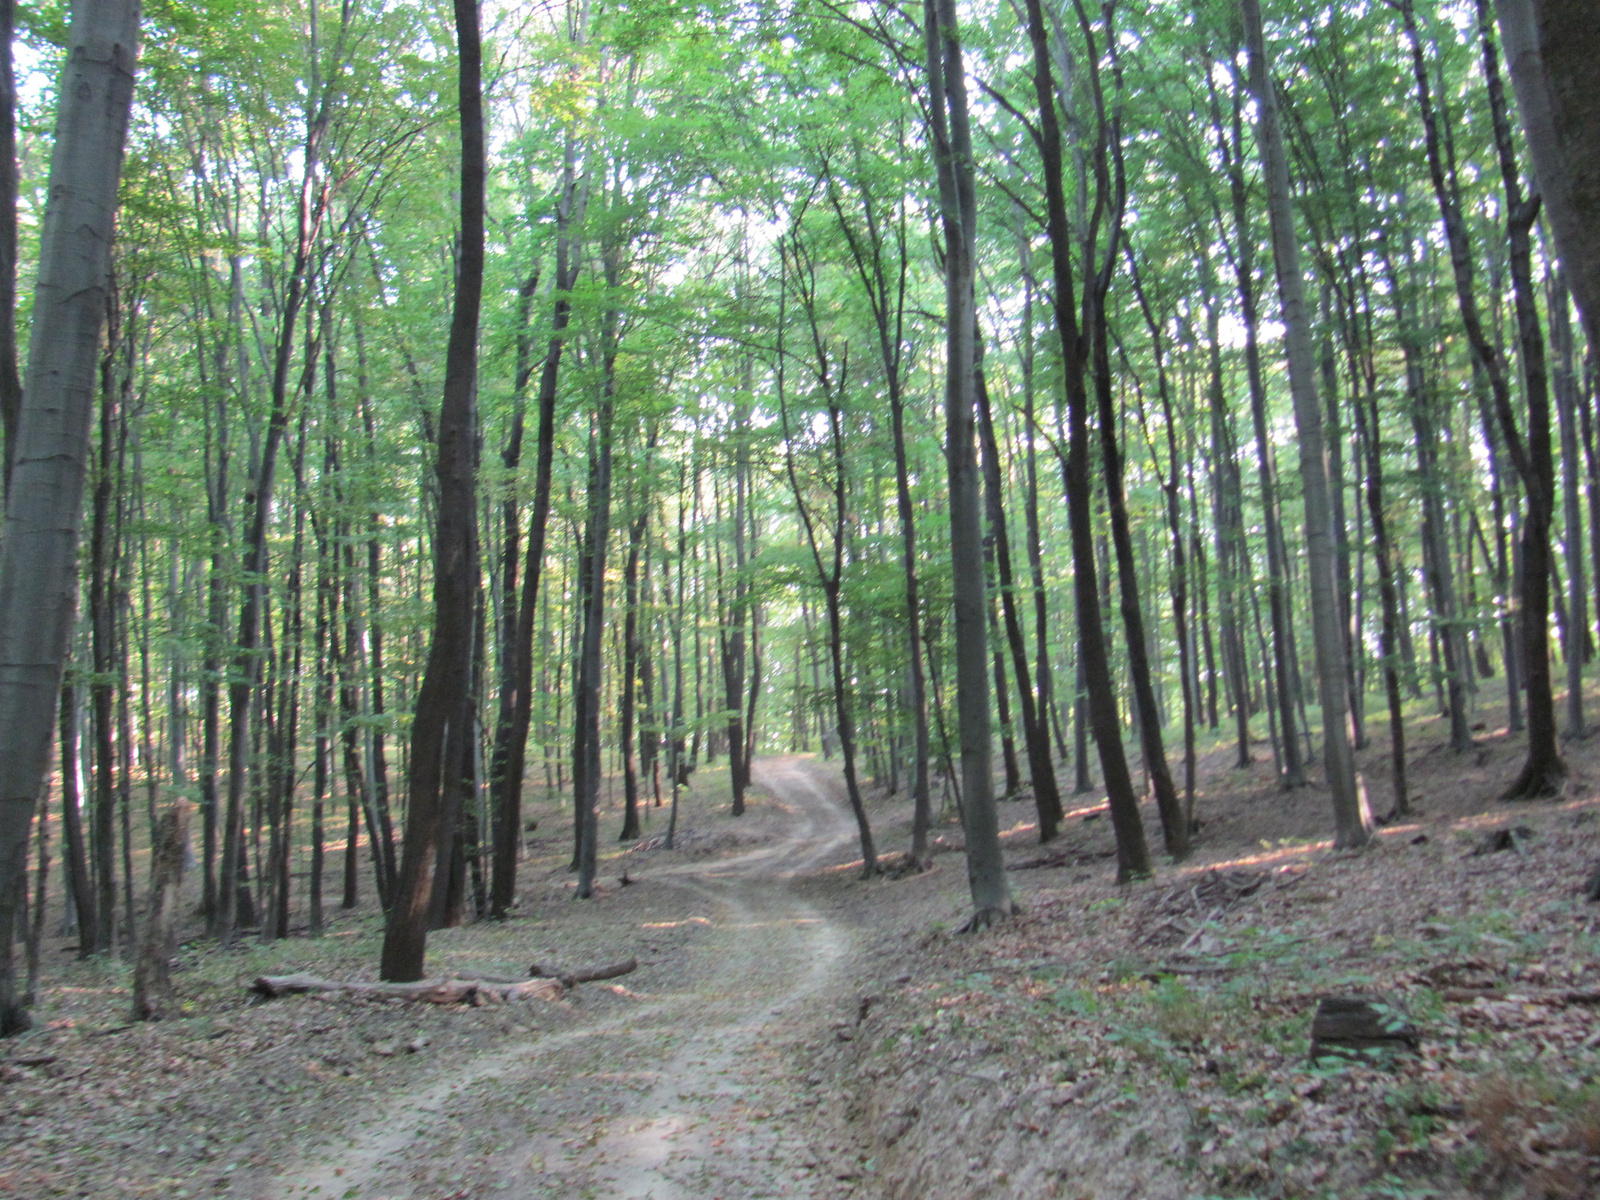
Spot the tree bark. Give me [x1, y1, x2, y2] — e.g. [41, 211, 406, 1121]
[976, 355, 1063, 842]
[1021, 0, 1150, 881]
[1241, 0, 1371, 847]
[1496, 0, 1600, 355]
[926, 0, 1014, 917]
[381, 0, 484, 981]
[1223, 68, 1304, 789]
[131, 804, 190, 1021]
[0, 0, 19, 495]
[0, 0, 139, 1035]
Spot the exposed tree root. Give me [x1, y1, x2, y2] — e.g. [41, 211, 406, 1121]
[1502, 757, 1567, 801]
[959, 903, 1020, 934]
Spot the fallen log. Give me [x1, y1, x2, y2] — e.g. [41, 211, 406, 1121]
[249, 973, 564, 1006]
[527, 957, 638, 987]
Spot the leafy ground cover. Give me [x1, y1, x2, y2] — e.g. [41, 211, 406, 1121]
[807, 703, 1600, 1200]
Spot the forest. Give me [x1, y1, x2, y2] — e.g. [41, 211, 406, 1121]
[0, 0, 1598, 1194]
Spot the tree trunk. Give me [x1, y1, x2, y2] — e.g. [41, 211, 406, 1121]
[0, 0, 17, 495]
[976, 355, 1063, 842]
[574, 244, 624, 900]
[1482, 0, 1564, 794]
[926, 0, 1013, 917]
[1549, 274, 1586, 737]
[380, 0, 484, 981]
[1214, 60, 1305, 788]
[1242, 0, 1371, 847]
[59, 683, 95, 954]
[1021, 0, 1149, 881]
[131, 804, 190, 1021]
[619, 499, 648, 841]
[1496, 0, 1600, 355]
[0, 0, 139, 1035]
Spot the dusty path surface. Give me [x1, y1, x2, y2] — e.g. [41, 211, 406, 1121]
[269, 756, 860, 1200]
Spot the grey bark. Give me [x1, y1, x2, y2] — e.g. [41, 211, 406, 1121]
[1241, 0, 1371, 848]
[1496, 0, 1600, 354]
[0, 0, 140, 1035]
[926, 0, 1013, 918]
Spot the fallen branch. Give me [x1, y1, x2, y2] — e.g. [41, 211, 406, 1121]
[1437, 986, 1600, 1006]
[527, 957, 638, 987]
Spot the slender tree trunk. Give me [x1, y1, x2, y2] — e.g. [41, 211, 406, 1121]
[925, 0, 1013, 916]
[1214, 63, 1304, 787]
[976, 356, 1063, 841]
[574, 242, 625, 899]
[59, 682, 94, 955]
[1381, 235, 1473, 752]
[488, 126, 589, 918]
[1549, 274, 1586, 736]
[1129, 258, 1199, 821]
[1021, 0, 1149, 880]
[1426, 0, 1563, 794]
[1242, 0, 1371, 847]
[619, 501, 648, 841]
[721, 403, 750, 815]
[381, 0, 484, 980]
[1354, 352, 1410, 818]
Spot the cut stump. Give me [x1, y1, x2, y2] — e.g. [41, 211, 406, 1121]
[1309, 995, 1419, 1062]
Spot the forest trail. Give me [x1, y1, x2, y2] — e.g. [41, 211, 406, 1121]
[269, 755, 859, 1200]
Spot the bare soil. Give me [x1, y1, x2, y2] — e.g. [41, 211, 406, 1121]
[5, 697, 1600, 1200]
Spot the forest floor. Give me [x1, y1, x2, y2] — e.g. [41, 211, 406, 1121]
[5, 692, 1600, 1199]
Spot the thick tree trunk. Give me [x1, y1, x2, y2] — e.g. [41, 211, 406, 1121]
[1496, 0, 1600, 354]
[0, 0, 16, 495]
[0, 0, 139, 1035]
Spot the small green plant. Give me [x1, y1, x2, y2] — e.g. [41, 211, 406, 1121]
[1049, 985, 1101, 1017]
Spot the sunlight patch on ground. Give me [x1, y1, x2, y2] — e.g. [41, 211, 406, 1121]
[1189, 840, 1334, 872]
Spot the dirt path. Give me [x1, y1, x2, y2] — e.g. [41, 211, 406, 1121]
[268, 756, 859, 1200]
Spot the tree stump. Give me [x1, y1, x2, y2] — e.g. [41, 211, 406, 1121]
[132, 804, 192, 1021]
[1308, 995, 1419, 1062]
